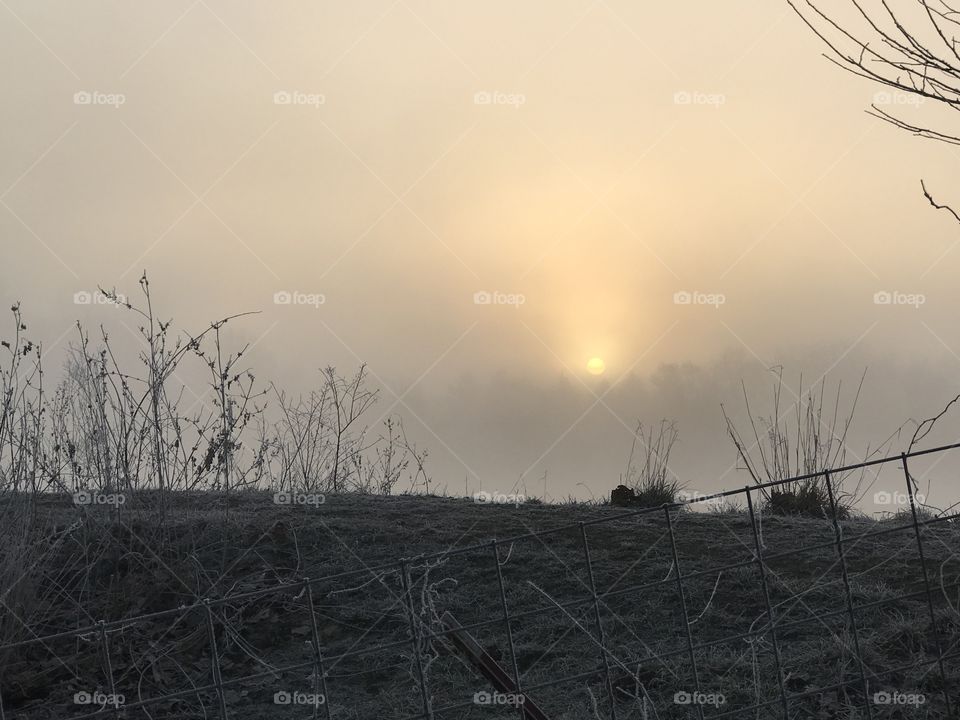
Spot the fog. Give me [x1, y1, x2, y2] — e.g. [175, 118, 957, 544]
[3, 1, 960, 507]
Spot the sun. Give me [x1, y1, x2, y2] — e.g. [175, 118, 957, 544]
[586, 357, 606, 375]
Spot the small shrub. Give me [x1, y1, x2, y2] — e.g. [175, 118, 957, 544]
[613, 420, 681, 507]
[722, 370, 882, 519]
[635, 483, 678, 507]
[610, 483, 677, 508]
[766, 478, 848, 519]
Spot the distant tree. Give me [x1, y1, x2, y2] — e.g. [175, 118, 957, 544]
[790, 0, 960, 218]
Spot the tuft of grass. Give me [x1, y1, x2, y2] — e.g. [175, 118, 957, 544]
[766, 479, 848, 519]
[722, 369, 884, 519]
[613, 420, 681, 507]
[633, 483, 678, 508]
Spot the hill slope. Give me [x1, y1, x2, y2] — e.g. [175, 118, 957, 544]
[2, 492, 958, 719]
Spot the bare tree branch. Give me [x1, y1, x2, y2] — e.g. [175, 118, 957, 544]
[922, 178, 960, 221]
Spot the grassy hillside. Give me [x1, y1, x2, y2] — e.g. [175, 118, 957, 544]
[2, 492, 959, 719]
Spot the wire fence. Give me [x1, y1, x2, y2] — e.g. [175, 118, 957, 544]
[3, 444, 960, 719]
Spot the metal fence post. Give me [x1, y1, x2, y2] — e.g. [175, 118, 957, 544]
[303, 578, 333, 720]
[97, 621, 121, 719]
[824, 471, 872, 719]
[400, 559, 433, 719]
[203, 599, 230, 719]
[580, 522, 617, 720]
[580, 523, 618, 720]
[902, 454, 953, 715]
[492, 541, 525, 719]
[664, 507, 704, 720]
[745, 488, 790, 718]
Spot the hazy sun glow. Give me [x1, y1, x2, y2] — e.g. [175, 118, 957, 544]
[587, 357, 606, 375]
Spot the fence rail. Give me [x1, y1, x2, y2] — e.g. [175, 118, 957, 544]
[3, 442, 960, 718]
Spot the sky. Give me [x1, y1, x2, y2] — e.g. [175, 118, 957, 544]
[2, 1, 960, 509]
